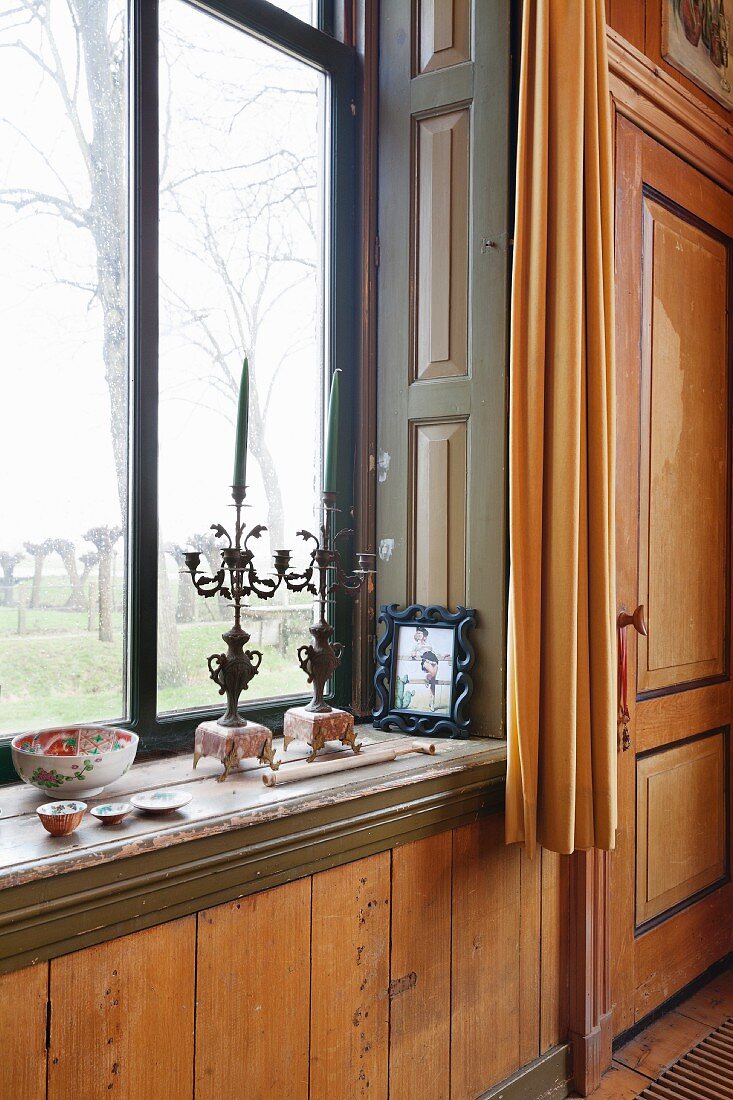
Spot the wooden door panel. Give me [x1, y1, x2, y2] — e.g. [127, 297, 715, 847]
[636, 731, 728, 927]
[638, 196, 730, 695]
[636, 680, 732, 752]
[613, 115, 733, 1036]
[635, 885, 733, 1018]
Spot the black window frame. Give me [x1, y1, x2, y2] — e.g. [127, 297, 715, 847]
[128, 0, 358, 753]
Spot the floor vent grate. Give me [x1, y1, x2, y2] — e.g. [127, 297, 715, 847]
[637, 1018, 733, 1099]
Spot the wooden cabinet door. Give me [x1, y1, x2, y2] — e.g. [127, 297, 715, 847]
[612, 116, 733, 1036]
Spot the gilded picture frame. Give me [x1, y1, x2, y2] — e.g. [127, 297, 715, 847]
[663, 1, 733, 109]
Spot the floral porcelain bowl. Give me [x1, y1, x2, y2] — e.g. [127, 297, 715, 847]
[90, 802, 133, 826]
[36, 800, 87, 836]
[11, 726, 138, 797]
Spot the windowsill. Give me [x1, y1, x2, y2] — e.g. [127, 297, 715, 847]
[0, 728, 507, 974]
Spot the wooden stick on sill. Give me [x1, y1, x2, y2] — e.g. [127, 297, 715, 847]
[262, 742, 437, 787]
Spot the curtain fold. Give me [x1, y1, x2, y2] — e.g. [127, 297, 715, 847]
[506, 0, 617, 857]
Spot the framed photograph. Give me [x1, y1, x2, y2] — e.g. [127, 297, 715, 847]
[373, 603, 476, 738]
[663, 1, 733, 109]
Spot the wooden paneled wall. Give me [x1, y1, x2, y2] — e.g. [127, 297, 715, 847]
[607, 0, 733, 122]
[0, 822, 569, 1100]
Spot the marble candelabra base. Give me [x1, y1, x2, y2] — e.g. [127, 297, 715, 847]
[282, 706, 361, 764]
[193, 719, 277, 782]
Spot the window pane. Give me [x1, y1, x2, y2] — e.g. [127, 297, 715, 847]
[158, 0, 325, 714]
[268, 0, 318, 24]
[0, 2, 129, 734]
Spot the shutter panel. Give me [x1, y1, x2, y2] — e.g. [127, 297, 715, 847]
[376, 0, 511, 736]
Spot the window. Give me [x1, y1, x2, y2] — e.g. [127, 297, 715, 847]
[0, 0, 356, 746]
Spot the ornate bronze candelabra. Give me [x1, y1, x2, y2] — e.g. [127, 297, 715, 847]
[280, 490, 375, 762]
[184, 485, 288, 780]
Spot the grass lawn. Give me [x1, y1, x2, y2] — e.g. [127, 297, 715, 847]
[0, 619, 311, 735]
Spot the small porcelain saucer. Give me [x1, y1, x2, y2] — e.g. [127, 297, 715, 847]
[131, 788, 192, 814]
[90, 802, 133, 826]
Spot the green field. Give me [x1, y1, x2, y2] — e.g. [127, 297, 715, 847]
[0, 576, 312, 734]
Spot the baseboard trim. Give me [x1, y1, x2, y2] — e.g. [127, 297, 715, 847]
[478, 1044, 571, 1100]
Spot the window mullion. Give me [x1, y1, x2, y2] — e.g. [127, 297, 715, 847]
[330, 50, 358, 709]
[128, 0, 161, 735]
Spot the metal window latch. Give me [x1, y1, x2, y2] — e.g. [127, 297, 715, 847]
[481, 233, 514, 253]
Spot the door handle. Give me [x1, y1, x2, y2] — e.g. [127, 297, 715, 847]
[617, 605, 647, 637]
[617, 605, 646, 752]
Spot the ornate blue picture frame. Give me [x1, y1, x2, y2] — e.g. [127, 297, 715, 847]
[372, 603, 476, 738]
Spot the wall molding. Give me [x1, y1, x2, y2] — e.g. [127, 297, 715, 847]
[608, 28, 733, 192]
[569, 850, 612, 1095]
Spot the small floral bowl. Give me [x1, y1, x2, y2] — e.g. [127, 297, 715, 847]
[11, 726, 138, 797]
[36, 800, 87, 836]
[90, 802, 133, 827]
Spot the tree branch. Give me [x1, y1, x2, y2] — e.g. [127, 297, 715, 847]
[0, 187, 87, 228]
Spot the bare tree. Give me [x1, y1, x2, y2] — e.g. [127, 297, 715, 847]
[50, 539, 85, 610]
[0, 1, 128, 508]
[159, 27, 320, 551]
[0, 1, 181, 675]
[83, 526, 120, 643]
[23, 539, 53, 609]
[1, 2, 313, 552]
[79, 551, 98, 587]
[164, 544, 195, 624]
[0, 552, 23, 608]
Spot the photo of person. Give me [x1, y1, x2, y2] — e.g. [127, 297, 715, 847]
[392, 623, 455, 715]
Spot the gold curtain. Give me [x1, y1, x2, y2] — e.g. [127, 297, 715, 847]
[506, 0, 617, 857]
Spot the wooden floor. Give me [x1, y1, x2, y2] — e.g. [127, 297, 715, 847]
[587, 964, 733, 1098]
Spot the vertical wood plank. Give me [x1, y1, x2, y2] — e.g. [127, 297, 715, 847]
[0, 963, 48, 1100]
[540, 850, 570, 1053]
[195, 879, 311, 1100]
[612, 113, 643, 1038]
[519, 845, 541, 1066]
[451, 817, 521, 1100]
[48, 918, 195, 1100]
[390, 833, 452, 1100]
[310, 853, 390, 1100]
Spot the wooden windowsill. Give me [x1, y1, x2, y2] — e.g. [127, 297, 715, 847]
[0, 728, 506, 974]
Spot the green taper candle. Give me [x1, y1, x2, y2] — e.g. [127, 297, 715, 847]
[323, 368, 341, 494]
[233, 356, 249, 489]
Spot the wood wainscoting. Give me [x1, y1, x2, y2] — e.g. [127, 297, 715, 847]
[0, 820, 570, 1100]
